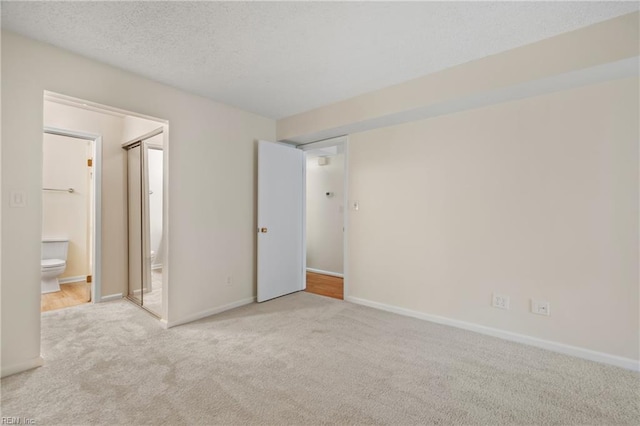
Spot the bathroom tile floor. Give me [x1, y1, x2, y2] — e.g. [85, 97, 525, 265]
[41, 281, 90, 312]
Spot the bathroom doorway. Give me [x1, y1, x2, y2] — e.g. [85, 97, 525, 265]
[41, 127, 101, 312]
[300, 137, 347, 300]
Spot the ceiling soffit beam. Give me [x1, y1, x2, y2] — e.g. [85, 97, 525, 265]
[281, 57, 638, 144]
[277, 12, 639, 144]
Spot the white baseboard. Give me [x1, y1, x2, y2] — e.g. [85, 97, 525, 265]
[306, 268, 343, 278]
[100, 293, 123, 302]
[1, 356, 44, 378]
[59, 275, 86, 284]
[345, 296, 639, 372]
[165, 297, 256, 328]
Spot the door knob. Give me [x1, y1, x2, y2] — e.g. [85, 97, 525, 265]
[260, 227, 268, 233]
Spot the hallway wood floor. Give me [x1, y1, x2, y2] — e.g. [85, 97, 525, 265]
[41, 282, 90, 312]
[305, 271, 343, 300]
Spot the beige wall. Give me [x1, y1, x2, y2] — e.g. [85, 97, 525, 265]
[1, 31, 275, 376]
[44, 101, 129, 295]
[275, 12, 640, 365]
[122, 115, 163, 143]
[306, 154, 344, 274]
[347, 77, 639, 360]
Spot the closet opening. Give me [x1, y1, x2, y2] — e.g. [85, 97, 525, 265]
[122, 127, 166, 318]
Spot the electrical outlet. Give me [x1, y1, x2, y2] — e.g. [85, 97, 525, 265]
[531, 299, 550, 316]
[225, 275, 233, 286]
[492, 293, 510, 310]
[10, 191, 27, 208]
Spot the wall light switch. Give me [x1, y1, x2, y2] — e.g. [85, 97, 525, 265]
[10, 191, 27, 208]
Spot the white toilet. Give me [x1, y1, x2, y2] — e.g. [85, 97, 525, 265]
[41, 239, 69, 294]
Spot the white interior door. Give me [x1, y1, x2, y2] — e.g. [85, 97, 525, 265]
[258, 140, 304, 302]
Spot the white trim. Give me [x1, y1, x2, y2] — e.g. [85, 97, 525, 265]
[342, 137, 350, 298]
[122, 126, 164, 149]
[43, 127, 102, 304]
[100, 293, 124, 302]
[345, 296, 640, 372]
[302, 153, 307, 290]
[165, 297, 255, 328]
[298, 135, 348, 151]
[1, 356, 44, 378]
[306, 268, 343, 278]
[161, 124, 169, 321]
[93, 136, 103, 303]
[58, 276, 87, 284]
[44, 91, 168, 125]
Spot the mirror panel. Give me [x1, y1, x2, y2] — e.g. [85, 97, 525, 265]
[126, 144, 143, 305]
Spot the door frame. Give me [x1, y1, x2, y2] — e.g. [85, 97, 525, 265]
[297, 135, 349, 298]
[43, 126, 103, 303]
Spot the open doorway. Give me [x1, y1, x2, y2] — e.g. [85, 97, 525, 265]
[40, 92, 168, 320]
[41, 129, 97, 312]
[301, 137, 347, 300]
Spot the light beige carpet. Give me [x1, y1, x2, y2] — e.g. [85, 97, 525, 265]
[1, 292, 638, 425]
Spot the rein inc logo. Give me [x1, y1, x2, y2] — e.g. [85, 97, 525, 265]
[1, 418, 36, 425]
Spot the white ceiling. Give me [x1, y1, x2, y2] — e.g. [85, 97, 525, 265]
[2, 1, 638, 119]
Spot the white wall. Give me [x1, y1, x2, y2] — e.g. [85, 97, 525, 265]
[347, 77, 638, 361]
[43, 101, 128, 296]
[42, 133, 91, 280]
[1, 31, 275, 377]
[306, 154, 344, 274]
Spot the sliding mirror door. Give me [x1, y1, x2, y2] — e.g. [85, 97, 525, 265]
[123, 128, 164, 317]
[143, 143, 163, 315]
[126, 143, 145, 306]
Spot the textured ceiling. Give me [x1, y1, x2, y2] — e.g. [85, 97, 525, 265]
[2, 1, 638, 119]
